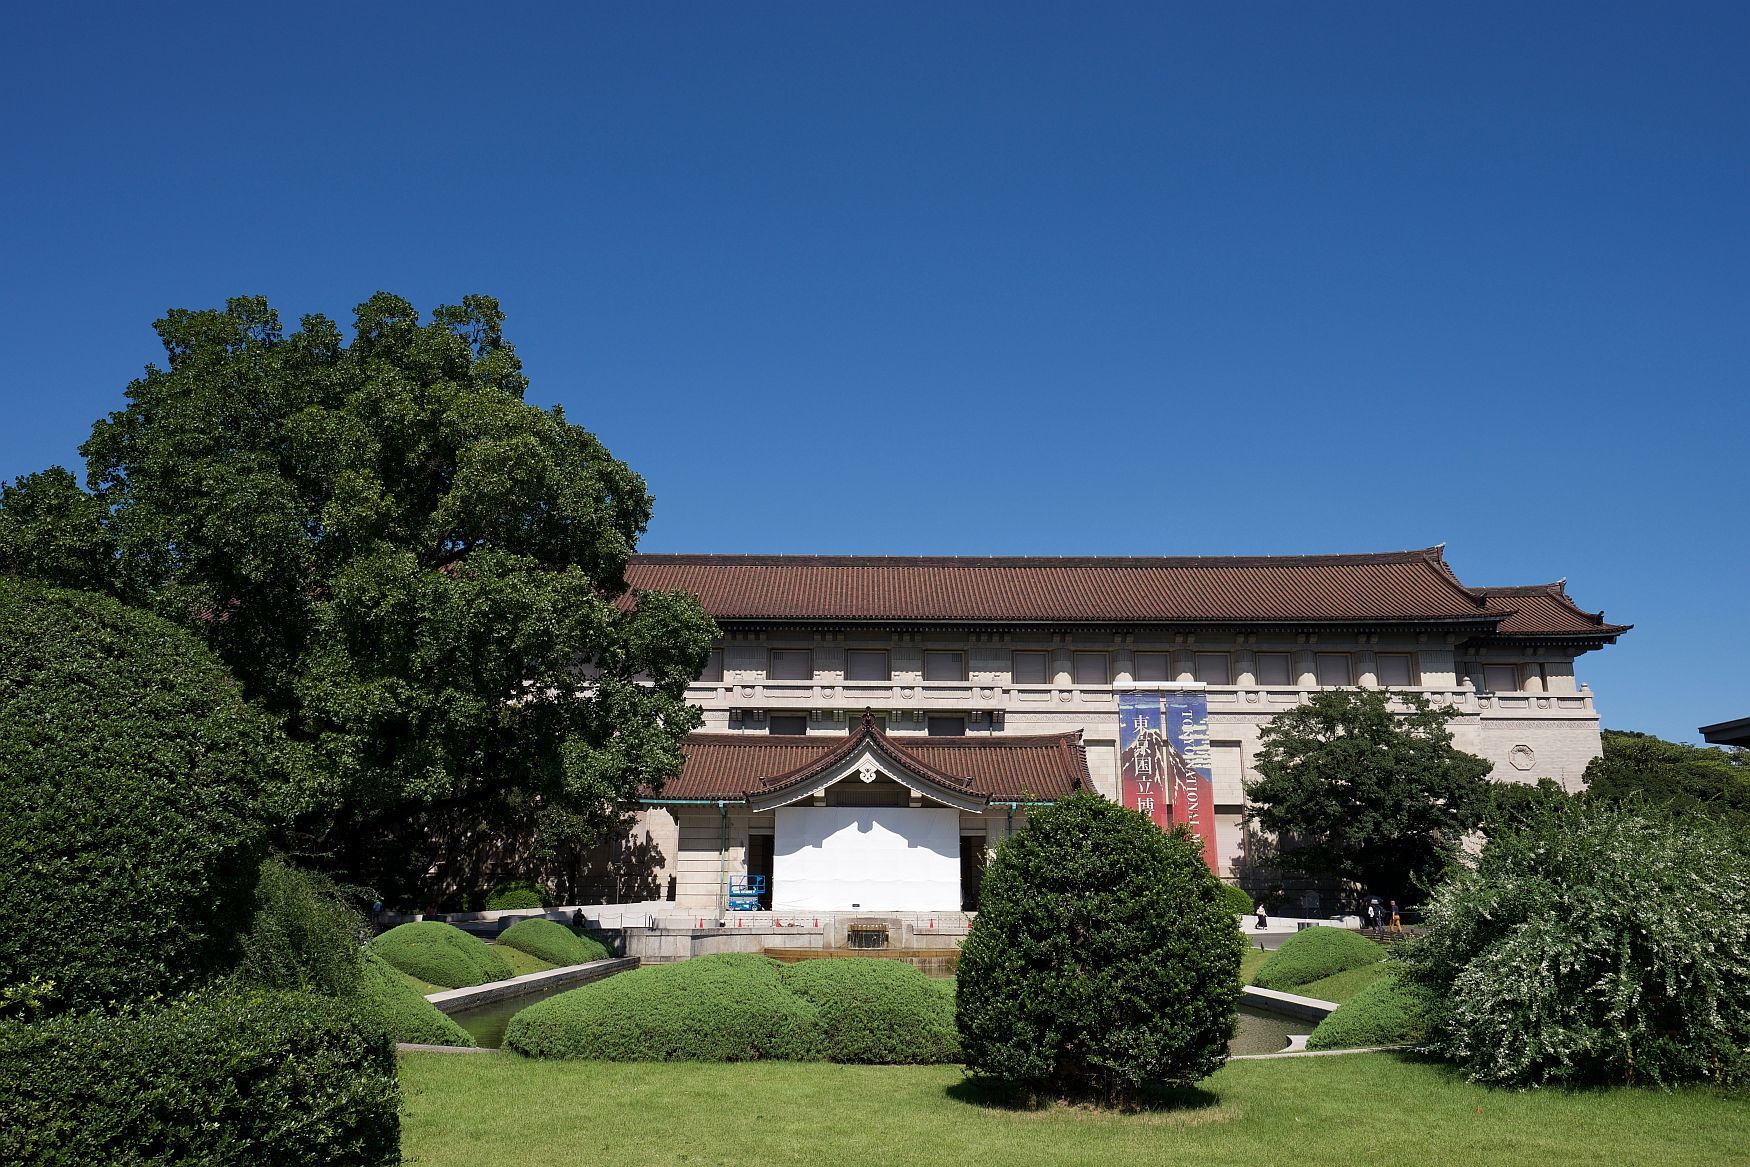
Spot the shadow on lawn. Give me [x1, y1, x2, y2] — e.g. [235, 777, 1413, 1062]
[946, 1074, 1221, 1116]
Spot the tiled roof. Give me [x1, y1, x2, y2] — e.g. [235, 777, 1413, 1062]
[1476, 583, 1632, 640]
[652, 722, 1088, 804]
[625, 547, 1498, 625]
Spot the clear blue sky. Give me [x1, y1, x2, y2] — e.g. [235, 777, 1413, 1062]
[2, 4, 1745, 744]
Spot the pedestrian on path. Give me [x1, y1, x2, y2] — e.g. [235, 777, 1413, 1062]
[1254, 902, 1268, 932]
[1388, 899, 1404, 938]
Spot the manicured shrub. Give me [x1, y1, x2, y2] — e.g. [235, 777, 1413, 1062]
[1218, 881, 1254, 914]
[781, 959, 959, 1064]
[506, 953, 823, 1062]
[1399, 802, 1750, 1087]
[358, 952, 474, 1047]
[485, 881, 549, 910]
[0, 991, 399, 1166]
[496, 918, 611, 967]
[1306, 974, 1433, 1050]
[235, 856, 368, 997]
[368, 921, 513, 989]
[956, 792, 1244, 1105]
[0, 581, 273, 1015]
[1251, 926, 1383, 991]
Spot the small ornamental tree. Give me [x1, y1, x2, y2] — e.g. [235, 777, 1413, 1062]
[955, 793, 1243, 1106]
[1397, 801, 1750, 1087]
[1245, 689, 1492, 900]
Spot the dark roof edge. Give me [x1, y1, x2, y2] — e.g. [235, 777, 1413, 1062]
[631, 546, 1452, 569]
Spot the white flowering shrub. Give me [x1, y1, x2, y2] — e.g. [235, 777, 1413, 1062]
[1397, 802, 1750, 1087]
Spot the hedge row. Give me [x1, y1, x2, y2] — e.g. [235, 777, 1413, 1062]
[1306, 974, 1432, 1051]
[0, 991, 399, 1166]
[505, 953, 959, 1064]
[359, 952, 474, 1047]
[368, 921, 513, 989]
[1218, 882, 1254, 914]
[496, 919, 610, 967]
[1251, 926, 1382, 991]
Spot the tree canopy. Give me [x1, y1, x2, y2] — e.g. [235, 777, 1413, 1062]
[1244, 689, 1492, 902]
[0, 294, 716, 903]
[1582, 729, 1750, 831]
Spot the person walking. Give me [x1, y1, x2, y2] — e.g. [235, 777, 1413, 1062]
[1254, 902, 1268, 932]
[1388, 899, 1404, 938]
[1365, 895, 1384, 939]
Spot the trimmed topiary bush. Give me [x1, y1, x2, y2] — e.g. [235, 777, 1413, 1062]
[235, 856, 367, 997]
[368, 921, 513, 989]
[1306, 974, 1432, 1050]
[956, 792, 1244, 1105]
[781, 959, 959, 1064]
[485, 881, 549, 911]
[1399, 801, 1750, 1087]
[1251, 926, 1383, 991]
[506, 953, 823, 1062]
[0, 991, 399, 1166]
[0, 581, 274, 1015]
[496, 918, 610, 967]
[358, 952, 474, 1047]
[1218, 881, 1254, 914]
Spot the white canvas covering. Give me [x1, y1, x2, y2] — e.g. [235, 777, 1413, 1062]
[772, 807, 961, 912]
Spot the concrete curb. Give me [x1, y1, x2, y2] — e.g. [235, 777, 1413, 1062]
[396, 1043, 501, 1054]
[1240, 984, 1340, 1021]
[424, 956, 640, 1014]
[1229, 1043, 1430, 1061]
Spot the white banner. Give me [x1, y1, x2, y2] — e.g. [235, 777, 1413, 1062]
[772, 807, 961, 912]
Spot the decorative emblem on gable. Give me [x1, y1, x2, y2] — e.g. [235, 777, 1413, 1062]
[857, 763, 879, 784]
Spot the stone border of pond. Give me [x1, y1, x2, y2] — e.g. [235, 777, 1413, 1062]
[1238, 984, 1339, 1022]
[424, 956, 641, 1014]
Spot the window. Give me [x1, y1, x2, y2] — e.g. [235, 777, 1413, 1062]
[1012, 650, 1049, 685]
[928, 716, 967, 736]
[1315, 653, 1352, 686]
[844, 650, 889, 681]
[1482, 664, 1519, 693]
[1376, 653, 1415, 687]
[1133, 651, 1170, 682]
[923, 651, 966, 681]
[697, 649, 724, 683]
[768, 649, 813, 681]
[1194, 653, 1230, 685]
[768, 714, 808, 736]
[1073, 652, 1108, 685]
[1255, 652, 1292, 685]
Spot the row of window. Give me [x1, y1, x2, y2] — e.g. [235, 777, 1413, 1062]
[767, 713, 968, 737]
[699, 648, 1420, 688]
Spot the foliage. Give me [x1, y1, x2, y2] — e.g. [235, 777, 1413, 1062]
[0, 580, 273, 1016]
[0, 293, 717, 903]
[1289, 961, 1391, 1005]
[956, 792, 1244, 1105]
[495, 919, 610, 967]
[358, 952, 475, 1048]
[506, 952, 825, 1062]
[1305, 974, 1433, 1050]
[1218, 881, 1254, 914]
[368, 922, 514, 990]
[1244, 689, 1492, 900]
[0, 991, 399, 1166]
[485, 881, 550, 910]
[1483, 777, 1576, 831]
[1250, 927, 1383, 991]
[235, 856, 368, 997]
[1397, 801, 1750, 1087]
[1583, 730, 1750, 830]
[780, 959, 960, 1064]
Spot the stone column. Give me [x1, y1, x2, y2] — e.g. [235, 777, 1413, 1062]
[1114, 648, 1135, 686]
[1357, 650, 1378, 689]
[1174, 650, 1195, 683]
[1294, 649, 1317, 687]
[1234, 649, 1256, 687]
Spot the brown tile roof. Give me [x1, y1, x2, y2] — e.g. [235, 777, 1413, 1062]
[652, 720, 1088, 804]
[626, 546, 1498, 626]
[1476, 583, 1632, 641]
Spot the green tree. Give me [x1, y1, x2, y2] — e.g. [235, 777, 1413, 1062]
[0, 294, 716, 902]
[1244, 689, 1491, 901]
[1582, 729, 1749, 830]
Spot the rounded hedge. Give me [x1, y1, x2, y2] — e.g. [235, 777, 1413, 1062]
[956, 792, 1244, 1105]
[367, 921, 513, 989]
[485, 881, 548, 911]
[0, 581, 273, 1014]
[506, 953, 822, 1062]
[358, 952, 474, 1047]
[1399, 802, 1750, 1087]
[1250, 926, 1383, 991]
[781, 958, 959, 1064]
[0, 990, 399, 1166]
[1219, 882, 1254, 914]
[496, 918, 610, 967]
[235, 857, 367, 997]
[1305, 974, 1432, 1050]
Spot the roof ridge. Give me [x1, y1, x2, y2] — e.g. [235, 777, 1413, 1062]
[632, 546, 1451, 569]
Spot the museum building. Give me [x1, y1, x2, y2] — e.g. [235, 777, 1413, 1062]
[620, 546, 1628, 914]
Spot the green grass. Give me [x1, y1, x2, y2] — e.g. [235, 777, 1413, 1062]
[1239, 948, 1269, 983]
[1289, 962, 1390, 1004]
[490, 944, 557, 978]
[397, 1052, 1748, 1167]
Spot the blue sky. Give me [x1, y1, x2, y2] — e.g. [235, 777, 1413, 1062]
[2, 4, 1745, 744]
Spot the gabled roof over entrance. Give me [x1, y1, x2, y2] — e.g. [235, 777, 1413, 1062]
[647, 714, 1088, 809]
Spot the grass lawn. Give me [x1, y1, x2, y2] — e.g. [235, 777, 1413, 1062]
[1239, 946, 1269, 982]
[490, 944, 557, 978]
[397, 1051, 1747, 1167]
[1290, 961, 1389, 1004]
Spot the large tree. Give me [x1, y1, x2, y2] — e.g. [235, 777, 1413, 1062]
[1582, 729, 1750, 831]
[0, 294, 716, 903]
[1244, 689, 1492, 902]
